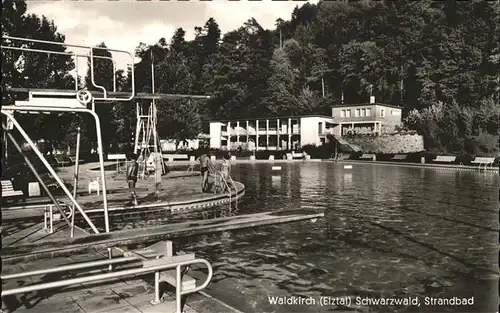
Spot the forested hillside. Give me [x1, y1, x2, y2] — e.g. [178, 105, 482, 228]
[2, 0, 499, 155]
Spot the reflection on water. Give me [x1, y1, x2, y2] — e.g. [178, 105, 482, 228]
[176, 163, 499, 313]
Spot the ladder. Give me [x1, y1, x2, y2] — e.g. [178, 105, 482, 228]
[133, 101, 164, 178]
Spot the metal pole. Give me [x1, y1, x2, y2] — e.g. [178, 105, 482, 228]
[151, 256, 162, 304]
[3, 129, 8, 166]
[134, 103, 140, 154]
[1, 112, 99, 233]
[176, 265, 182, 313]
[2, 258, 213, 297]
[151, 49, 155, 96]
[2, 256, 137, 280]
[87, 98, 113, 265]
[5, 131, 72, 229]
[75, 55, 79, 90]
[321, 77, 325, 98]
[71, 126, 81, 238]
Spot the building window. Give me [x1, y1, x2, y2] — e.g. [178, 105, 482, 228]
[381, 109, 385, 117]
[346, 109, 351, 117]
[366, 108, 371, 116]
[341, 110, 346, 117]
[355, 109, 360, 117]
[361, 108, 366, 116]
[391, 110, 400, 116]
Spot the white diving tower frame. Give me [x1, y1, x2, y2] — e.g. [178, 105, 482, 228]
[1, 36, 210, 238]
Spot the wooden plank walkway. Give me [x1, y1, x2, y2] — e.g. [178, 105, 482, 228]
[2, 209, 324, 263]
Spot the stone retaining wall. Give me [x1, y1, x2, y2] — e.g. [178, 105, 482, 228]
[347, 134, 424, 154]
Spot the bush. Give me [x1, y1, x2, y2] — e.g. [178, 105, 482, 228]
[404, 98, 499, 155]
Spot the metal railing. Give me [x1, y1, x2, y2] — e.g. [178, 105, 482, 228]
[1, 257, 213, 313]
[1, 110, 100, 234]
[2, 36, 135, 102]
[211, 171, 238, 210]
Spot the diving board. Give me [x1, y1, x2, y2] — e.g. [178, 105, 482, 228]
[2, 208, 324, 264]
[6, 87, 210, 100]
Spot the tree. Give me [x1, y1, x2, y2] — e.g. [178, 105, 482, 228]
[157, 99, 202, 146]
[262, 48, 297, 116]
[2, 2, 77, 151]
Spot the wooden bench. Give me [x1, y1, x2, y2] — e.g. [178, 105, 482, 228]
[391, 154, 407, 161]
[359, 153, 376, 161]
[39, 172, 59, 189]
[471, 157, 495, 168]
[107, 154, 127, 161]
[54, 155, 70, 167]
[108, 154, 127, 172]
[122, 241, 197, 291]
[68, 156, 84, 163]
[1, 180, 24, 198]
[285, 152, 305, 160]
[433, 156, 456, 163]
[162, 154, 189, 162]
[334, 153, 351, 160]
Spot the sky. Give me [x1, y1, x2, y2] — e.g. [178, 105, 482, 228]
[26, 0, 318, 76]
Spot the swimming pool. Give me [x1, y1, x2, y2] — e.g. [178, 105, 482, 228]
[177, 162, 499, 313]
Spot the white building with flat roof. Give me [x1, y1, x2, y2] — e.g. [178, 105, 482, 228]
[209, 115, 336, 151]
[208, 97, 403, 151]
[330, 98, 403, 136]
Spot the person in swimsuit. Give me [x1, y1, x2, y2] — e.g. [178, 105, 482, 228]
[126, 153, 139, 206]
[199, 151, 211, 192]
[154, 152, 163, 201]
[219, 154, 231, 192]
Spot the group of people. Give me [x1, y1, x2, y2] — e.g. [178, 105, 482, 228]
[198, 151, 232, 193]
[125, 150, 232, 206]
[125, 152, 163, 206]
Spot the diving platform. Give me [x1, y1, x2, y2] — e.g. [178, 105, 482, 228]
[5, 87, 210, 100]
[2, 208, 324, 264]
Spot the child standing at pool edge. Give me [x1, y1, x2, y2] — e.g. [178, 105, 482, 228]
[127, 153, 139, 206]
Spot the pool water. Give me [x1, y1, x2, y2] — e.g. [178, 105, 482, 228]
[178, 163, 499, 313]
[82, 162, 499, 312]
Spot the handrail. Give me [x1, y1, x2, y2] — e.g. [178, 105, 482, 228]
[1, 256, 138, 280]
[2, 106, 110, 233]
[1, 258, 213, 304]
[2, 35, 135, 101]
[1, 110, 100, 234]
[0, 46, 117, 92]
[227, 174, 238, 209]
[211, 171, 238, 209]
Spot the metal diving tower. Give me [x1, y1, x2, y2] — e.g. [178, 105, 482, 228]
[1, 36, 209, 238]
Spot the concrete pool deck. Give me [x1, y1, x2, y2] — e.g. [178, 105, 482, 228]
[1, 162, 248, 312]
[156, 157, 497, 173]
[2, 162, 245, 222]
[1, 247, 244, 313]
[333, 159, 498, 172]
